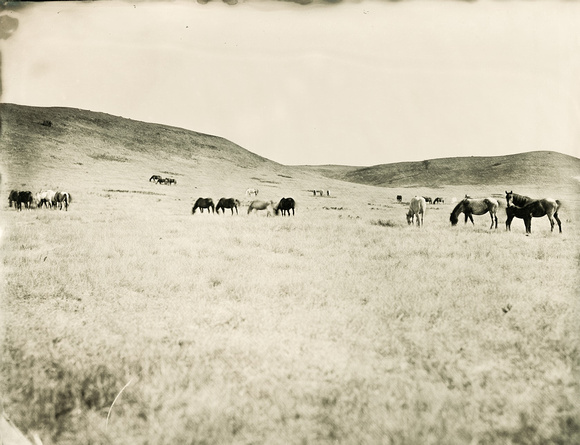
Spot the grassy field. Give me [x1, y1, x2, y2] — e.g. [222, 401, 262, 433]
[1, 167, 579, 444]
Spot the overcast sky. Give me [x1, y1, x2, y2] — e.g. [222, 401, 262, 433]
[1, 0, 579, 166]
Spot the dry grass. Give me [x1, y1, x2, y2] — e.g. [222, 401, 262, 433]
[1, 175, 579, 444]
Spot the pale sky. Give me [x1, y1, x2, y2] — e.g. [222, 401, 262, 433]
[1, 0, 579, 166]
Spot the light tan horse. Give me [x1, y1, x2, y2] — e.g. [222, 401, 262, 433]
[406, 196, 426, 227]
[247, 200, 274, 216]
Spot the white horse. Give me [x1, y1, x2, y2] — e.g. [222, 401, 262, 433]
[35, 190, 56, 208]
[246, 188, 259, 197]
[406, 196, 426, 227]
[247, 200, 274, 216]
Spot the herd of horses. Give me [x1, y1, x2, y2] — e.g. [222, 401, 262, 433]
[405, 191, 562, 234]
[150, 175, 176, 185]
[8, 183, 561, 235]
[8, 189, 72, 211]
[398, 195, 444, 204]
[192, 197, 296, 217]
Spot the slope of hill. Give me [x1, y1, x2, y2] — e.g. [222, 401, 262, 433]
[300, 151, 580, 187]
[0, 103, 338, 199]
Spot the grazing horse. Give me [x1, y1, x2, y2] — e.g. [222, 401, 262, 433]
[406, 196, 426, 227]
[16, 191, 33, 211]
[450, 198, 498, 229]
[53, 191, 71, 211]
[166, 178, 177, 185]
[396, 195, 402, 202]
[192, 198, 215, 214]
[433, 197, 445, 204]
[150, 175, 162, 182]
[423, 196, 432, 204]
[505, 191, 562, 233]
[216, 198, 240, 215]
[275, 197, 295, 216]
[407, 196, 427, 227]
[246, 188, 259, 197]
[8, 190, 19, 208]
[35, 190, 56, 208]
[247, 200, 274, 216]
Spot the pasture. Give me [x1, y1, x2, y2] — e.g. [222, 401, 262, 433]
[1, 172, 579, 444]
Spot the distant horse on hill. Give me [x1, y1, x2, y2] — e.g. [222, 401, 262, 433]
[8, 190, 19, 208]
[192, 198, 215, 214]
[433, 197, 445, 204]
[54, 191, 71, 211]
[166, 178, 177, 185]
[505, 191, 562, 233]
[275, 197, 295, 216]
[450, 197, 498, 229]
[35, 190, 56, 208]
[246, 188, 259, 197]
[150, 175, 162, 183]
[423, 196, 432, 204]
[16, 191, 33, 211]
[216, 198, 240, 215]
[406, 196, 426, 227]
[247, 200, 274, 216]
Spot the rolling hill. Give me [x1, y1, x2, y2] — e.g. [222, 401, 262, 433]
[300, 151, 580, 187]
[1, 103, 579, 192]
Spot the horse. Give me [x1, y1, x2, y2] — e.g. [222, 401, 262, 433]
[149, 175, 162, 182]
[275, 197, 295, 216]
[192, 198, 215, 214]
[16, 191, 33, 211]
[53, 191, 71, 211]
[396, 195, 402, 203]
[450, 197, 498, 229]
[505, 191, 562, 233]
[406, 196, 426, 227]
[246, 188, 259, 197]
[8, 190, 19, 208]
[433, 197, 445, 204]
[247, 200, 274, 216]
[35, 190, 56, 208]
[166, 178, 177, 185]
[423, 196, 432, 204]
[216, 198, 240, 215]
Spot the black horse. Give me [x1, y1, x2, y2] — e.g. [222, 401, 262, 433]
[192, 198, 215, 214]
[16, 191, 33, 211]
[275, 197, 295, 216]
[216, 198, 240, 215]
[150, 175, 162, 183]
[8, 190, 19, 208]
[505, 191, 562, 233]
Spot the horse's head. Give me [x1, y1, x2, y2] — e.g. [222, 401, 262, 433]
[450, 212, 459, 226]
[406, 211, 413, 225]
[505, 191, 514, 207]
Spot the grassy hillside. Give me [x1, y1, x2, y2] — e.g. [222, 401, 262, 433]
[300, 152, 580, 188]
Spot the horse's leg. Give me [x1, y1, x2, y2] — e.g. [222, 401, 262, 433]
[554, 211, 562, 233]
[467, 214, 474, 225]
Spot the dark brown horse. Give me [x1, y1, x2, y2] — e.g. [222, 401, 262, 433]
[192, 198, 215, 214]
[450, 198, 498, 229]
[8, 190, 19, 208]
[216, 198, 240, 215]
[16, 191, 33, 211]
[275, 197, 295, 216]
[505, 191, 561, 233]
[54, 191, 71, 211]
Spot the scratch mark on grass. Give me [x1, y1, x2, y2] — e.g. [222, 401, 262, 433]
[106, 378, 134, 431]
